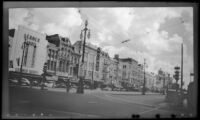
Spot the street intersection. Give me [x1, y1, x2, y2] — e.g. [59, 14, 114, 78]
[8, 86, 190, 119]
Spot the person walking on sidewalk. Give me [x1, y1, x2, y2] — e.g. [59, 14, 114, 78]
[66, 78, 71, 93]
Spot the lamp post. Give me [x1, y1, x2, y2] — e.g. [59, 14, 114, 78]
[76, 20, 90, 94]
[142, 58, 146, 95]
[19, 34, 28, 85]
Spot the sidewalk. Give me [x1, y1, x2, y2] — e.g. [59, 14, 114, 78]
[31, 86, 162, 95]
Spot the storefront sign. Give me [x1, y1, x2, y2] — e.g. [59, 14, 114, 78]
[24, 34, 40, 43]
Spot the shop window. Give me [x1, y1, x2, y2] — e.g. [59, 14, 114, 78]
[9, 60, 13, 68]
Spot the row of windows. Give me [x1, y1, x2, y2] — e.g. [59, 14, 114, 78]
[48, 49, 58, 59]
[47, 60, 56, 71]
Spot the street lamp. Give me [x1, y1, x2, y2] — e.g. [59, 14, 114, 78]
[142, 58, 146, 95]
[76, 19, 90, 94]
[19, 34, 28, 85]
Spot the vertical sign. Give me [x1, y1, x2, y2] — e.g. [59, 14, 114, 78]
[96, 47, 100, 71]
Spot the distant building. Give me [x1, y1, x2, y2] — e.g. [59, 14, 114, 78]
[145, 72, 156, 91]
[118, 58, 140, 89]
[154, 68, 172, 92]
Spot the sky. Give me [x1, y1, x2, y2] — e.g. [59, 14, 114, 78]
[9, 7, 194, 89]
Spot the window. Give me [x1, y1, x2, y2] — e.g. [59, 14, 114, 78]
[47, 60, 50, 70]
[59, 61, 62, 72]
[31, 45, 36, 68]
[65, 63, 68, 73]
[52, 50, 54, 59]
[23, 44, 29, 66]
[49, 49, 51, 58]
[123, 65, 126, 69]
[54, 61, 56, 71]
[51, 61, 54, 71]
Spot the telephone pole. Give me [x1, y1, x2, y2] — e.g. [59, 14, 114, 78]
[19, 34, 28, 85]
[76, 20, 90, 94]
[180, 43, 183, 105]
[142, 58, 146, 95]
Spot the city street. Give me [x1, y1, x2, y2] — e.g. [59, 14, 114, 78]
[8, 86, 190, 119]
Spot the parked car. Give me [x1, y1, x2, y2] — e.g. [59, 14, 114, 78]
[102, 87, 112, 91]
[71, 84, 77, 89]
[32, 80, 40, 86]
[20, 78, 30, 86]
[55, 82, 66, 88]
[84, 85, 90, 89]
[44, 81, 55, 88]
[9, 79, 19, 85]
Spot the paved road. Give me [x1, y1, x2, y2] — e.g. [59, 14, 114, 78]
[7, 86, 190, 119]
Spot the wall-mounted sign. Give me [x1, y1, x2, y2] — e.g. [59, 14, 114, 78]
[24, 34, 40, 43]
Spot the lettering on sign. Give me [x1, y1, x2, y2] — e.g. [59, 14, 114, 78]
[24, 34, 40, 43]
[26, 41, 36, 46]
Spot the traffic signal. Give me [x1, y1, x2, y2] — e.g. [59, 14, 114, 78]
[43, 62, 47, 73]
[174, 69, 180, 81]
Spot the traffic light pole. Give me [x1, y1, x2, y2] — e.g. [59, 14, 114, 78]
[41, 62, 47, 90]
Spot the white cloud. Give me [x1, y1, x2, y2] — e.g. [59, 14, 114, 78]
[9, 8, 82, 37]
[111, 8, 134, 31]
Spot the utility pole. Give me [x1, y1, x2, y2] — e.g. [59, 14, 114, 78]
[19, 34, 28, 85]
[180, 43, 183, 105]
[142, 58, 146, 95]
[77, 20, 90, 94]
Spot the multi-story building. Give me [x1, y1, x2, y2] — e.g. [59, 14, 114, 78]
[46, 34, 80, 82]
[8, 26, 80, 83]
[9, 25, 48, 77]
[73, 41, 112, 88]
[73, 41, 100, 87]
[118, 58, 140, 89]
[100, 51, 110, 85]
[9, 29, 15, 69]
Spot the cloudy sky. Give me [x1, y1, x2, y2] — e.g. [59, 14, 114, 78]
[9, 7, 193, 89]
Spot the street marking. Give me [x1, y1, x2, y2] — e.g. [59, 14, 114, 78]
[104, 94, 156, 108]
[138, 105, 173, 115]
[37, 107, 100, 118]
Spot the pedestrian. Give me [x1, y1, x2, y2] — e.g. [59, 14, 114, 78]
[41, 73, 46, 90]
[66, 78, 71, 93]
